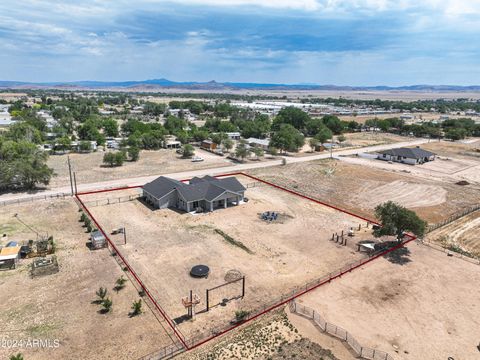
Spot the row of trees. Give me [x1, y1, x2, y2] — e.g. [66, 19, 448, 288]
[365, 117, 480, 140]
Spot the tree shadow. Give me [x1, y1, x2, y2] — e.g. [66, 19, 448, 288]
[383, 246, 412, 265]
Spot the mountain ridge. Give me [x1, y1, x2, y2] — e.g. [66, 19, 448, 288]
[1, 79, 480, 92]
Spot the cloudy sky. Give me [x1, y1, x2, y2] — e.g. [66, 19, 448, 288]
[1, 0, 480, 85]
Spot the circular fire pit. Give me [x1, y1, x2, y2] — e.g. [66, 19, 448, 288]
[190, 264, 210, 278]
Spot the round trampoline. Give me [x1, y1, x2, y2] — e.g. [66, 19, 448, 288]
[190, 265, 210, 278]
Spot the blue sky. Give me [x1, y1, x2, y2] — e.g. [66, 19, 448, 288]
[1, 0, 480, 85]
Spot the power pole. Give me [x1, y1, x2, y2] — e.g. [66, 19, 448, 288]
[123, 227, 127, 245]
[73, 172, 78, 195]
[67, 156, 74, 196]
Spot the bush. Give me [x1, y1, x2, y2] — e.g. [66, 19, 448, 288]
[182, 144, 195, 158]
[128, 147, 140, 161]
[103, 151, 125, 167]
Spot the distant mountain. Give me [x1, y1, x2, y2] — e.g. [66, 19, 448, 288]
[1, 79, 480, 92]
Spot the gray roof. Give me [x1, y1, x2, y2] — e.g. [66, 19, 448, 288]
[144, 175, 246, 202]
[379, 147, 436, 159]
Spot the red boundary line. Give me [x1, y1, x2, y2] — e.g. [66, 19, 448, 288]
[76, 172, 415, 352]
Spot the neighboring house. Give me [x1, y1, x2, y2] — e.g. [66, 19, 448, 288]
[163, 135, 182, 149]
[246, 137, 270, 150]
[201, 140, 217, 151]
[377, 147, 436, 165]
[226, 132, 241, 140]
[143, 175, 246, 213]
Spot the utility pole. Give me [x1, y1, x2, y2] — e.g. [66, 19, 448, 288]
[67, 156, 74, 196]
[123, 227, 127, 245]
[73, 172, 78, 195]
[330, 137, 333, 159]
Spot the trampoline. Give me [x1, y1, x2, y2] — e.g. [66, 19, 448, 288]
[190, 264, 210, 278]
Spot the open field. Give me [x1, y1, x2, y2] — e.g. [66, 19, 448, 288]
[295, 243, 480, 360]
[296, 133, 410, 156]
[426, 210, 480, 258]
[80, 175, 371, 340]
[47, 148, 232, 188]
[0, 199, 176, 360]
[247, 159, 480, 224]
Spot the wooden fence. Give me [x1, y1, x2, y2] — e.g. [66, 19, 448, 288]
[290, 301, 394, 360]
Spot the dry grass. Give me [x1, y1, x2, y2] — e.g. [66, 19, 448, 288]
[0, 199, 176, 360]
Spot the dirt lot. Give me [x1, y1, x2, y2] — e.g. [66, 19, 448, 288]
[420, 139, 480, 159]
[0, 199, 176, 360]
[248, 159, 480, 224]
[47, 148, 232, 187]
[295, 243, 480, 360]
[79, 175, 369, 340]
[426, 211, 480, 258]
[178, 310, 341, 360]
[295, 133, 409, 157]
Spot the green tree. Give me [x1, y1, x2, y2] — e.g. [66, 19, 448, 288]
[322, 115, 344, 134]
[235, 140, 250, 161]
[10, 354, 24, 360]
[182, 144, 195, 158]
[128, 147, 140, 162]
[309, 138, 318, 152]
[270, 124, 305, 153]
[96, 287, 108, 301]
[102, 298, 113, 313]
[273, 107, 311, 131]
[56, 136, 71, 152]
[222, 138, 234, 152]
[103, 152, 125, 167]
[252, 146, 264, 159]
[337, 134, 346, 143]
[102, 118, 119, 137]
[0, 140, 53, 191]
[115, 276, 127, 291]
[79, 141, 92, 152]
[373, 201, 427, 241]
[131, 299, 143, 316]
[315, 127, 333, 144]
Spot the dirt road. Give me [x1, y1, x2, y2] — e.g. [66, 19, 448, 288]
[0, 138, 430, 203]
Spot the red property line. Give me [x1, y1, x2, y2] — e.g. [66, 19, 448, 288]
[76, 171, 414, 353]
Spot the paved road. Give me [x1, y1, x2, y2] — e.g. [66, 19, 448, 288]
[0, 138, 431, 202]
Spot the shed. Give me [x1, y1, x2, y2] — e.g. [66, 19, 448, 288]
[90, 230, 107, 250]
[0, 246, 21, 269]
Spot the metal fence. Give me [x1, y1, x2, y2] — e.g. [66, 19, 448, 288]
[290, 301, 394, 360]
[0, 192, 69, 207]
[137, 342, 185, 360]
[427, 204, 480, 233]
[418, 240, 480, 265]
[181, 239, 413, 351]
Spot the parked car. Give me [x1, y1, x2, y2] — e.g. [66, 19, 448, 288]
[191, 156, 204, 162]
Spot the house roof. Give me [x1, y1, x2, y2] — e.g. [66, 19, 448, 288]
[379, 147, 436, 159]
[246, 138, 270, 146]
[144, 175, 246, 202]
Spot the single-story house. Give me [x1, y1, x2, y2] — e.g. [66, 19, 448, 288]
[143, 175, 246, 213]
[163, 135, 182, 149]
[201, 140, 217, 151]
[246, 138, 270, 150]
[226, 132, 241, 140]
[378, 147, 436, 165]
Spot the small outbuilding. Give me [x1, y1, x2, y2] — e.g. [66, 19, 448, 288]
[90, 230, 107, 250]
[377, 147, 436, 165]
[0, 245, 21, 270]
